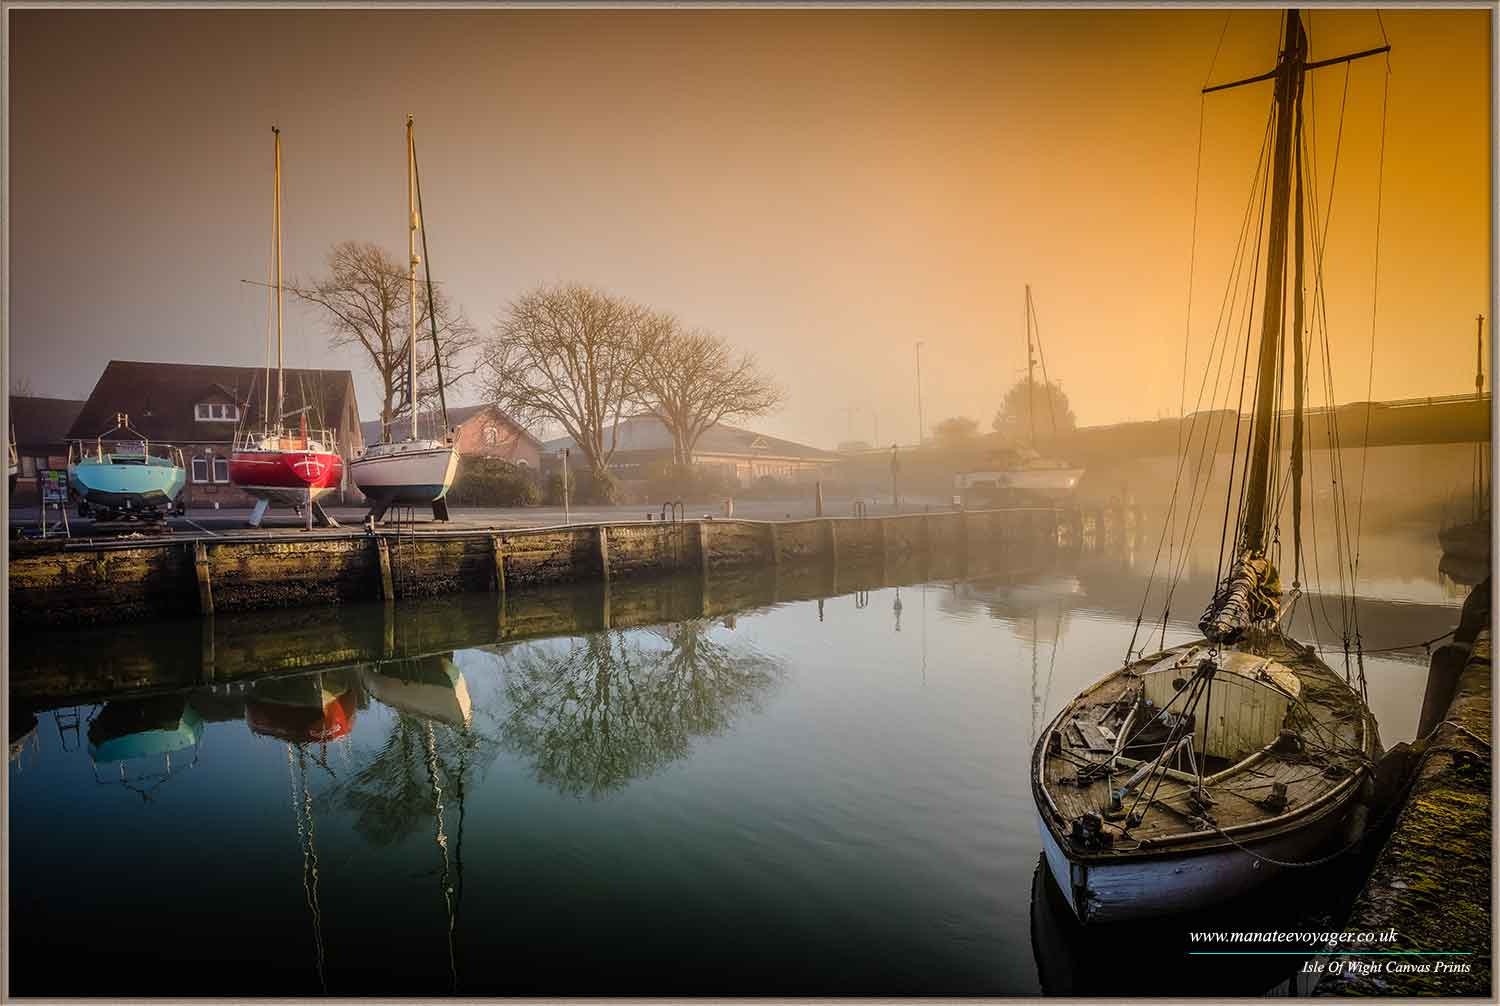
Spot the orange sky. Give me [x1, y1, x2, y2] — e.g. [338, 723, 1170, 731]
[8, 9, 1492, 448]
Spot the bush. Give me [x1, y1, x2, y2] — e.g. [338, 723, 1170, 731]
[638, 461, 737, 504]
[544, 467, 620, 505]
[447, 456, 540, 507]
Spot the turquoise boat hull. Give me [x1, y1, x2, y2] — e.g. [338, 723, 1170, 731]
[69, 456, 186, 512]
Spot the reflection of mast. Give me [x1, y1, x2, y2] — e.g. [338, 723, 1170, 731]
[423, 721, 459, 991]
[288, 743, 327, 993]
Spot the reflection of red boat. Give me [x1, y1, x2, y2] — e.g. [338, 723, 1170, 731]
[245, 675, 359, 743]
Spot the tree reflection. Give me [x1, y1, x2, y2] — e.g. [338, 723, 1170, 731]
[328, 660, 501, 849]
[498, 619, 782, 798]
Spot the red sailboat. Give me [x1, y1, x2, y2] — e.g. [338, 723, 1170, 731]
[230, 125, 345, 529]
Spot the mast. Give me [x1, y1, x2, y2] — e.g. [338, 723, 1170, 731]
[407, 114, 420, 442]
[1290, 67, 1308, 588]
[1239, 11, 1305, 555]
[410, 119, 450, 434]
[1026, 284, 1036, 446]
[1476, 314, 1486, 517]
[274, 127, 285, 432]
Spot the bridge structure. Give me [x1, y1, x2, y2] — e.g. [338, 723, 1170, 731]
[1041, 393, 1490, 466]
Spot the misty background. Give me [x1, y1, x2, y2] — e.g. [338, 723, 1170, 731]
[7, 9, 1492, 448]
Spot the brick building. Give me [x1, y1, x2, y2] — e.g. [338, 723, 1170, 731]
[361, 403, 542, 471]
[67, 361, 364, 508]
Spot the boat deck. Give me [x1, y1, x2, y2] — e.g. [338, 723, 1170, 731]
[1036, 632, 1375, 858]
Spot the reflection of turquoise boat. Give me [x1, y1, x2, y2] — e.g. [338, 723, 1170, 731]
[68, 413, 187, 520]
[87, 695, 204, 800]
[363, 654, 472, 726]
[87, 696, 204, 763]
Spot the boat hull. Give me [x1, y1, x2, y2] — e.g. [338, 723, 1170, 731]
[229, 448, 344, 505]
[68, 460, 186, 512]
[1036, 798, 1351, 925]
[350, 443, 458, 505]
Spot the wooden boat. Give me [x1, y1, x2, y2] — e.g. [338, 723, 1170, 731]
[1034, 635, 1376, 923]
[1032, 10, 1387, 924]
[67, 413, 187, 520]
[349, 114, 459, 522]
[229, 126, 345, 529]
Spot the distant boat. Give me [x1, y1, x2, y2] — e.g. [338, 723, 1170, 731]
[1438, 314, 1489, 567]
[1033, 11, 1382, 925]
[67, 412, 187, 520]
[956, 446, 1083, 502]
[957, 286, 1083, 505]
[229, 126, 345, 530]
[349, 114, 459, 522]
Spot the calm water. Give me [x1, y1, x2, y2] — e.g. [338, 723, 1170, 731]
[8, 529, 1470, 995]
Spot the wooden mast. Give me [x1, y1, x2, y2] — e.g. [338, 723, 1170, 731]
[407, 114, 420, 442]
[1290, 57, 1308, 589]
[274, 126, 285, 434]
[1240, 11, 1305, 555]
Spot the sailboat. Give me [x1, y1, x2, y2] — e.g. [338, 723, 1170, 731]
[349, 114, 459, 523]
[67, 412, 187, 520]
[229, 126, 346, 531]
[956, 286, 1084, 504]
[1438, 313, 1490, 564]
[1032, 11, 1384, 924]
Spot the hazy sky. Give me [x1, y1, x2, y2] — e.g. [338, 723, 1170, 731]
[8, 8, 1492, 448]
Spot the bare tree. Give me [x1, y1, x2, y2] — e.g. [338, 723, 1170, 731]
[293, 241, 479, 442]
[635, 321, 784, 466]
[9, 374, 35, 396]
[483, 284, 659, 488]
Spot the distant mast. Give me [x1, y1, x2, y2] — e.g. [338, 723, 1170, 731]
[1025, 284, 1036, 447]
[274, 126, 285, 434]
[407, 114, 420, 442]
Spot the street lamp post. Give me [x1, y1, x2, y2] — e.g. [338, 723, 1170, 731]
[914, 341, 926, 446]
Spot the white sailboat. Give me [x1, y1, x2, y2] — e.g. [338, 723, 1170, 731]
[1032, 10, 1387, 924]
[350, 114, 459, 522]
[957, 286, 1084, 503]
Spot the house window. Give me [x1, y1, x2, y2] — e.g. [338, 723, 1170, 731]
[195, 403, 240, 422]
[515, 458, 528, 469]
[191, 458, 210, 483]
[483, 426, 499, 446]
[21, 456, 37, 477]
[212, 457, 230, 483]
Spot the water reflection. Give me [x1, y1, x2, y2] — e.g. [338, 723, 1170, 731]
[496, 618, 783, 798]
[87, 695, 203, 800]
[6, 525, 1466, 995]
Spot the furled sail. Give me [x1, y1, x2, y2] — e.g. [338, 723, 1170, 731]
[1199, 554, 1282, 643]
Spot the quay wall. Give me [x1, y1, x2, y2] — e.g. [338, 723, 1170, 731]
[1314, 626, 1492, 997]
[8, 507, 1060, 629]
